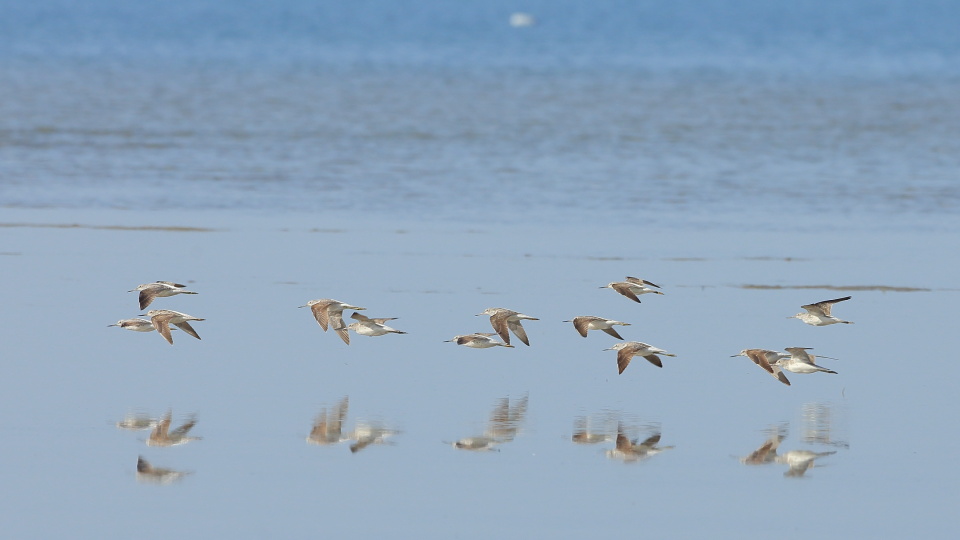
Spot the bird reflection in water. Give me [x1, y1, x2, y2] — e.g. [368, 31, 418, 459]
[146, 410, 201, 447]
[306, 397, 399, 453]
[801, 402, 850, 449]
[136, 456, 190, 485]
[306, 396, 350, 446]
[345, 422, 400, 453]
[115, 411, 160, 431]
[739, 425, 788, 465]
[451, 395, 528, 451]
[777, 449, 837, 477]
[740, 403, 847, 477]
[606, 422, 674, 463]
[571, 414, 616, 444]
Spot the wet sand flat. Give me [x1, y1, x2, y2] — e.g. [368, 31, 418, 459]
[1, 207, 957, 538]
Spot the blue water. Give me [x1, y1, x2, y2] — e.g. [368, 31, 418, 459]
[2, 2, 960, 538]
[2, 0, 960, 231]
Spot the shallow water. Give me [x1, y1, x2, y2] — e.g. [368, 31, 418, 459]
[1, 208, 958, 537]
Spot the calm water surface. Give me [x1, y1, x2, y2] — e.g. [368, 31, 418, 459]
[1, 0, 959, 538]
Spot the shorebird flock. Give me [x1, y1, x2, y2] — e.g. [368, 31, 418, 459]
[111, 278, 852, 385]
[113, 277, 853, 480]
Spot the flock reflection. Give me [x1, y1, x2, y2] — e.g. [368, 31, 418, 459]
[136, 456, 191, 485]
[306, 396, 350, 446]
[115, 410, 201, 485]
[450, 395, 528, 451]
[739, 402, 848, 478]
[117, 400, 848, 484]
[306, 396, 400, 453]
[572, 413, 673, 464]
[607, 425, 674, 463]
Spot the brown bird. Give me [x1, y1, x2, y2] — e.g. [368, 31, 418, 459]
[731, 349, 791, 386]
[299, 299, 366, 344]
[604, 341, 676, 374]
[142, 309, 204, 345]
[600, 276, 664, 303]
[563, 316, 630, 340]
[477, 308, 538, 346]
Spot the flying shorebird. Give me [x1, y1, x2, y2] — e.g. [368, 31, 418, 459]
[731, 349, 792, 386]
[108, 318, 170, 333]
[788, 296, 853, 326]
[444, 333, 513, 348]
[306, 396, 350, 446]
[141, 309, 204, 344]
[299, 299, 366, 345]
[563, 316, 630, 340]
[146, 411, 201, 447]
[477, 307, 538, 346]
[777, 347, 839, 375]
[601, 276, 664, 303]
[606, 423, 674, 463]
[345, 312, 407, 339]
[604, 341, 676, 374]
[128, 281, 197, 310]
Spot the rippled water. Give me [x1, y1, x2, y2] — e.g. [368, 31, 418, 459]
[2, 1, 960, 538]
[3, 2, 960, 231]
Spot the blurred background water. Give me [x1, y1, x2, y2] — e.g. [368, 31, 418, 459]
[1, 1, 959, 538]
[3, 0, 960, 230]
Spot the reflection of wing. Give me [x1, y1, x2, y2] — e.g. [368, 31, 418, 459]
[615, 432, 632, 452]
[169, 417, 196, 439]
[350, 438, 374, 453]
[484, 396, 526, 442]
[309, 409, 330, 439]
[154, 411, 172, 438]
[743, 436, 784, 465]
[510, 396, 528, 424]
[784, 459, 814, 477]
[486, 398, 512, 439]
[638, 434, 662, 448]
